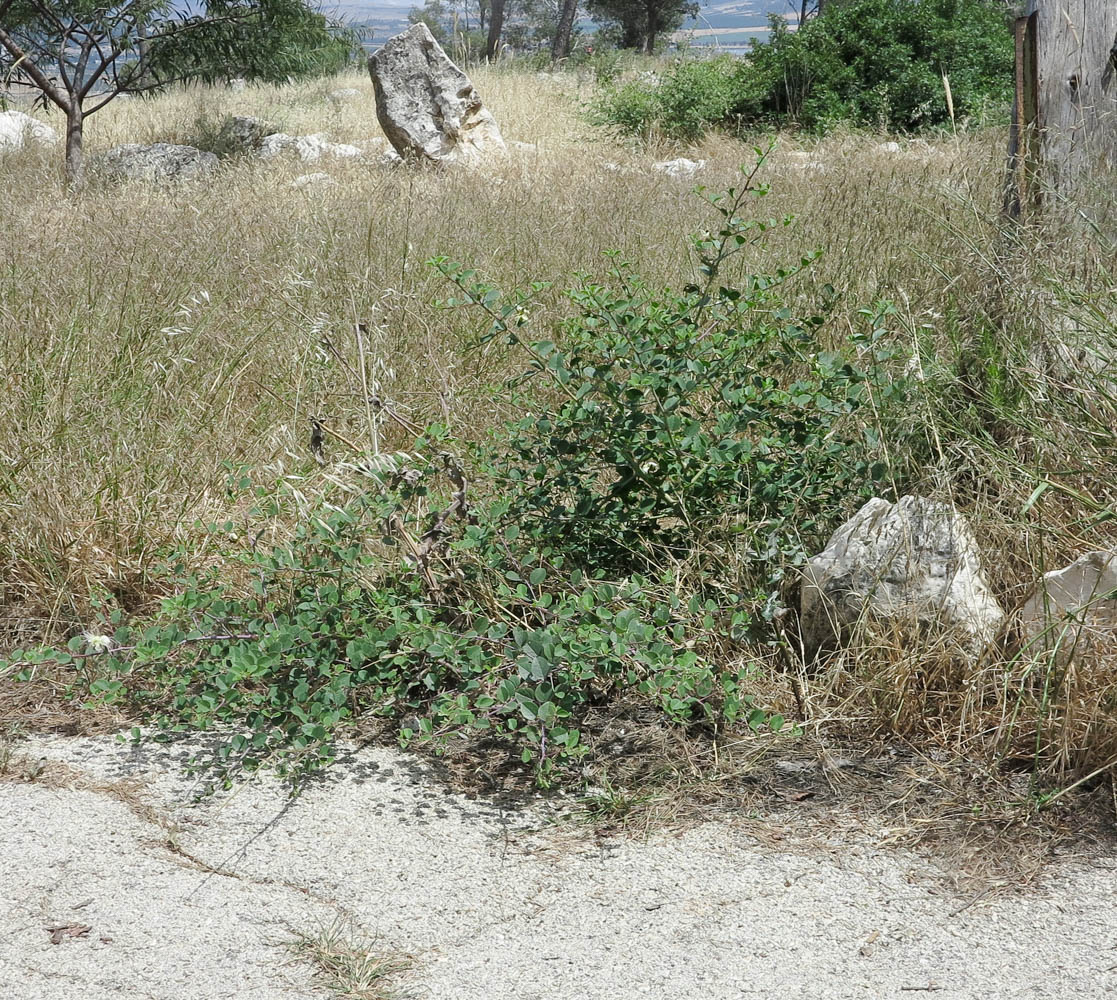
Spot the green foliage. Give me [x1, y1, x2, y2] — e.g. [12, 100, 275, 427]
[585, 0, 698, 53]
[589, 56, 739, 141]
[2, 163, 916, 791]
[437, 156, 910, 584]
[590, 0, 1012, 138]
[737, 0, 1013, 132]
[146, 0, 361, 85]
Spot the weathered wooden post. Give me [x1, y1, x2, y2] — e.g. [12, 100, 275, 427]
[1006, 0, 1117, 217]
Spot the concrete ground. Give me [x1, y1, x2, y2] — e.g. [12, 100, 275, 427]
[1, 734, 1115, 1000]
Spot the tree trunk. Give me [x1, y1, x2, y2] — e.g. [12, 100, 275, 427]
[485, 0, 505, 60]
[644, 3, 658, 55]
[64, 108, 84, 190]
[1006, 0, 1117, 214]
[551, 0, 577, 61]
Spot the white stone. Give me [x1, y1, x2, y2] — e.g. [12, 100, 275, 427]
[367, 23, 506, 165]
[800, 496, 1005, 657]
[652, 157, 706, 178]
[229, 78, 247, 92]
[1020, 551, 1117, 661]
[0, 110, 57, 151]
[258, 133, 362, 162]
[290, 172, 336, 189]
[327, 88, 362, 103]
[876, 141, 902, 154]
[378, 148, 404, 167]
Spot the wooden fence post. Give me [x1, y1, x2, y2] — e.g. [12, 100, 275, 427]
[1006, 0, 1117, 217]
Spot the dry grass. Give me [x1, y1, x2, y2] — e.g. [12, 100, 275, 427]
[2, 65, 1117, 841]
[288, 918, 412, 1000]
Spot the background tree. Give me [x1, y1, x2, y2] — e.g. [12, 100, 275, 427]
[585, 0, 696, 53]
[551, 0, 576, 59]
[0, 0, 358, 187]
[485, 0, 506, 59]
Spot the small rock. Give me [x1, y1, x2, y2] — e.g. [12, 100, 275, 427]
[378, 148, 404, 167]
[652, 157, 705, 178]
[800, 496, 1005, 658]
[876, 141, 902, 154]
[1020, 551, 1117, 661]
[327, 88, 362, 104]
[96, 143, 217, 182]
[258, 133, 362, 162]
[290, 172, 336, 189]
[508, 140, 537, 153]
[228, 78, 247, 92]
[367, 23, 506, 165]
[0, 110, 57, 151]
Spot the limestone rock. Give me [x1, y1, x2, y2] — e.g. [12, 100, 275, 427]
[327, 88, 361, 104]
[652, 157, 705, 178]
[1020, 551, 1117, 660]
[258, 132, 362, 162]
[96, 143, 217, 182]
[0, 110, 57, 151]
[367, 23, 505, 165]
[228, 78, 247, 92]
[876, 141, 902, 154]
[800, 496, 1004, 658]
[290, 172, 336, 189]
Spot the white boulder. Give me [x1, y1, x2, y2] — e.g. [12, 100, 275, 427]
[652, 157, 706, 178]
[258, 133, 362, 162]
[1020, 551, 1117, 661]
[367, 23, 506, 165]
[0, 110, 57, 151]
[800, 496, 1005, 658]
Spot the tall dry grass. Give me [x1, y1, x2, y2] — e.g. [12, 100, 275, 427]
[2, 66, 1116, 787]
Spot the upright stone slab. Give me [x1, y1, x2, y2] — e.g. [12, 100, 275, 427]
[800, 496, 1005, 659]
[1020, 550, 1117, 661]
[367, 23, 505, 165]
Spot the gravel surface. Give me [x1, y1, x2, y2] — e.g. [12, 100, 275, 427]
[2, 734, 1115, 999]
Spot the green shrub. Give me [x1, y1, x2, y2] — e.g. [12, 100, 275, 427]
[2, 163, 917, 791]
[589, 56, 739, 140]
[590, 0, 1013, 138]
[737, 0, 1013, 132]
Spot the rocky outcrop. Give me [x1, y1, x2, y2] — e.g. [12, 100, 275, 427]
[1020, 551, 1117, 661]
[257, 132, 362, 162]
[96, 143, 217, 182]
[0, 110, 57, 151]
[367, 23, 505, 165]
[800, 496, 1004, 658]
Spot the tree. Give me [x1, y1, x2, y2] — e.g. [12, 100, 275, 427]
[551, 0, 576, 59]
[485, 0, 506, 59]
[0, 0, 356, 188]
[586, 0, 696, 53]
